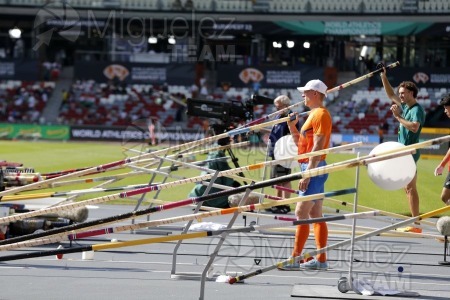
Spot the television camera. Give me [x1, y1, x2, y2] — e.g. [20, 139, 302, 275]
[186, 94, 274, 177]
[186, 94, 274, 127]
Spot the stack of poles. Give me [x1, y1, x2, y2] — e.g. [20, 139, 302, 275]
[0, 138, 252, 257]
[0, 138, 447, 261]
[0, 139, 445, 258]
[0, 141, 256, 239]
[0, 188, 356, 251]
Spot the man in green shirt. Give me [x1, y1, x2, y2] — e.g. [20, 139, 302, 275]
[380, 68, 426, 233]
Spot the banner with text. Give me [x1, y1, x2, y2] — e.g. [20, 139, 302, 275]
[70, 125, 204, 143]
[216, 65, 323, 88]
[74, 61, 195, 85]
[0, 123, 70, 140]
[0, 60, 39, 81]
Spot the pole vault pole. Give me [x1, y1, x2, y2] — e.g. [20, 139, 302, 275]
[327, 61, 399, 93]
[244, 61, 399, 127]
[0, 184, 159, 202]
[229, 204, 450, 284]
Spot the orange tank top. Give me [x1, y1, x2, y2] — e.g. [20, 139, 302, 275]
[297, 107, 332, 163]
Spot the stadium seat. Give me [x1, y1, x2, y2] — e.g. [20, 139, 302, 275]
[196, 0, 213, 11]
[0, 80, 54, 124]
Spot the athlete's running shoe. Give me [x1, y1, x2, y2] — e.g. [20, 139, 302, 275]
[277, 261, 301, 271]
[277, 257, 313, 271]
[299, 258, 329, 270]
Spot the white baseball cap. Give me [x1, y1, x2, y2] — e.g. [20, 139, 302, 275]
[297, 79, 328, 97]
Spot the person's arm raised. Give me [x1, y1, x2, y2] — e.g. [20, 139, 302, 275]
[380, 68, 401, 107]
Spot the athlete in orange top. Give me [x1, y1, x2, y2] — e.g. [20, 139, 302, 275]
[279, 79, 332, 271]
[296, 107, 332, 163]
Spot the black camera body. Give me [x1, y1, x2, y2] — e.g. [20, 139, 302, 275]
[186, 98, 251, 125]
[186, 94, 273, 125]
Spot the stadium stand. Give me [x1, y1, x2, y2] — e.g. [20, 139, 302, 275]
[57, 80, 187, 127]
[42, 0, 450, 13]
[0, 81, 54, 124]
[0, 71, 443, 135]
[54, 78, 293, 130]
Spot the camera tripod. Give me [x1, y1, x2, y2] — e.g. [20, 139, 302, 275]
[212, 126, 248, 186]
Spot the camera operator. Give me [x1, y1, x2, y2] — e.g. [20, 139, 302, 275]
[266, 95, 298, 214]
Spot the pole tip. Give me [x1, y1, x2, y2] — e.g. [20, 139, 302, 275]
[228, 277, 237, 284]
[56, 245, 64, 260]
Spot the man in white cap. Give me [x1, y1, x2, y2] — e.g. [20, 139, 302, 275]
[279, 79, 332, 270]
